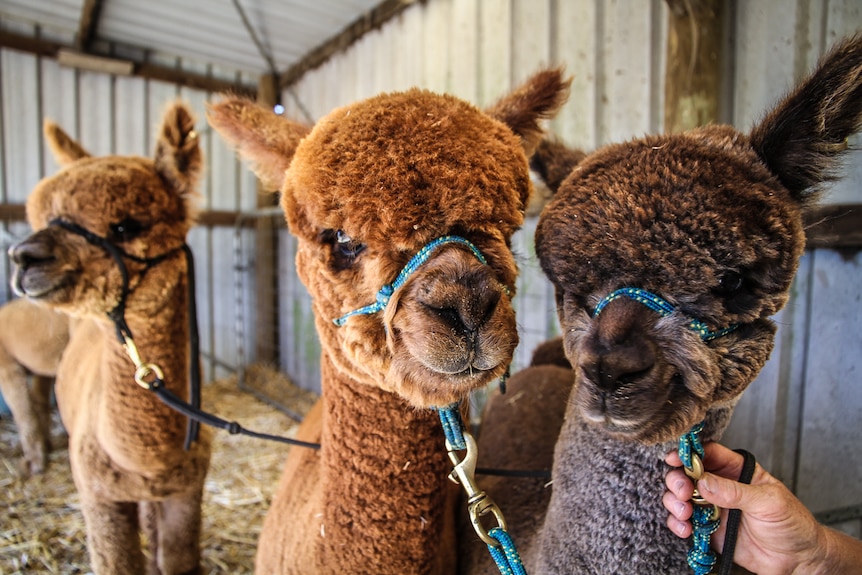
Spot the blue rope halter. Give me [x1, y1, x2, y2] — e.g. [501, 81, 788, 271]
[594, 288, 734, 573]
[593, 287, 738, 342]
[332, 235, 490, 326]
[332, 235, 525, 572]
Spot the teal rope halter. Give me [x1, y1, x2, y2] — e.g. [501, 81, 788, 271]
[595, 288, 735, 573]
[332, 235, 490, 326]
[332, 235, 523, 572]
[593, 287, 738, 342]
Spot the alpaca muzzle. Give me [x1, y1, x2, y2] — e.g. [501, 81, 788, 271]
[332, 235, 505, 326]
[8, 229, 68, 298]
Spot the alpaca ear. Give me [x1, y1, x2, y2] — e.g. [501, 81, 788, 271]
[43, 120, 91, 166]
[749, 34, 862, 202]
[485, 67, 572, 158]
[525, 137, 587, 217]
[154, 102, 203, 197]
[529, 137, 587, 193]
[206, 97, 312, 192]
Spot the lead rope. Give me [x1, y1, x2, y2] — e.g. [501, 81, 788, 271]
[51, 221, 549, 488]
[50, 218, 200, 448]
[716, 449, 756, 575]
[438, 404, 527, 575]
[679, 426, 757, 575]
[679, 423, 721, 575]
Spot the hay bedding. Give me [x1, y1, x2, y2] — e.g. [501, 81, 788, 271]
[0, 364, 317, 574]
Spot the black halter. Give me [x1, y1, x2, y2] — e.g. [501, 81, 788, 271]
[49, 218, 325, 450]
[50, 218, 201, 449]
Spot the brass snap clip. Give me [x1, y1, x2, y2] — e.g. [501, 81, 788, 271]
[446, 431, 507, 547]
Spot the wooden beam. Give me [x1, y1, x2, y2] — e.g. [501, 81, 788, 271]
[253, 73, 282, 366]
[3, 203, 858, 250]
[58, 48, 134, 76]
[0, 204, 26, 221]
[0, 30, 59, 57]
[136, 63, 255, 97]
[804, 204, 862, 251]
[76, 0, 105, 52]
[197, 210, 246, 227]
[0, 30, 256, 97]
[279, 0, 419, 89]
[1, 205, 285, 229]
[664, 0, 725, 132]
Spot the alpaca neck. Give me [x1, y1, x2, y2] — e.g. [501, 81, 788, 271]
[534, 417, 689, 573]
[96, 272, 191, 470]
[534, 404, 736, 573]
[317, 354, 452, 574]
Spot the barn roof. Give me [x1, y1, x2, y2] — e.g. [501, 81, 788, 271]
[0, 0, 406, 93]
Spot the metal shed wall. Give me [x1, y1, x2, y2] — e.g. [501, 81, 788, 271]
[0, 15, 260, 384]
[0, 0, 860, 535]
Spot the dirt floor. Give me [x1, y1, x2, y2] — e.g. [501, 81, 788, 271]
[0, 365, 317, 574]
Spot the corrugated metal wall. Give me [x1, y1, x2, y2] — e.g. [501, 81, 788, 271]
[1, 0, 860, 533]
[0, 16, 260, 384]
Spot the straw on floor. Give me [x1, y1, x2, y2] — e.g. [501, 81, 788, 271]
[1, 364, 317, 574]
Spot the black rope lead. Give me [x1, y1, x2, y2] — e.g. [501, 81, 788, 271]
[717, 448, 757, 575]
[146, 376, 323, 450]
[182, 244, 201, 450]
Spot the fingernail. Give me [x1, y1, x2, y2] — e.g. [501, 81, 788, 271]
[674, 478, 686, 492]
[699, 475, 714, 494]
[675, 501, 686, 515]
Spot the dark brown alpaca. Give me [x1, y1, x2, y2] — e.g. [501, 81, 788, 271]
[207, 69, 570, 574]
[9, 103, 211, 574]
[464, 34, 862, 574]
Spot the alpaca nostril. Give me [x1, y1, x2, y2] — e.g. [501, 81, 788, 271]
[9, 240, 56, 269]
[583, 358, 655, 392]
[462, 290, 501, 332]
[581, 340, 657, 392]
[432, 306, 462, 329]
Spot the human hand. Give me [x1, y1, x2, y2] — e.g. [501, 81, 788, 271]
[663, 442, 857, 575]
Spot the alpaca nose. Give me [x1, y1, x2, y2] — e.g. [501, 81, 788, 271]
[9, 234, 57, 269]
[579, 300, 656, 391]
[429, 273, 501, 335]
[418, 260, 503, 338]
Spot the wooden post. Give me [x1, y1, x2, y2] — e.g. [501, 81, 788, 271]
[254, 73, 281, 365]
[664, 0, 725, 133]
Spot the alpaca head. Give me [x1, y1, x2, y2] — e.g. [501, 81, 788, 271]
[9, 103, 201, 321]
[208, 70, 570, 407]
[536, 35, 862, 444]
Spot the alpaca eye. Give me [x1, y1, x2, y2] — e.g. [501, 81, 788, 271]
[335, 230, 366, 259]
[716, 271, 744, 295]
[323, 229, 366, 271]
[109, 218, 144, 242]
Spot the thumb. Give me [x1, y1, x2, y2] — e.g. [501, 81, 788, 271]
[698, 472, 753, 510]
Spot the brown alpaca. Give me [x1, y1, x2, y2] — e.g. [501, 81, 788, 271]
[0, 297, 70, 475]
[463, 35, 862, 574]
[8, 103, 212, 575]
[207, 69, 570, 574]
